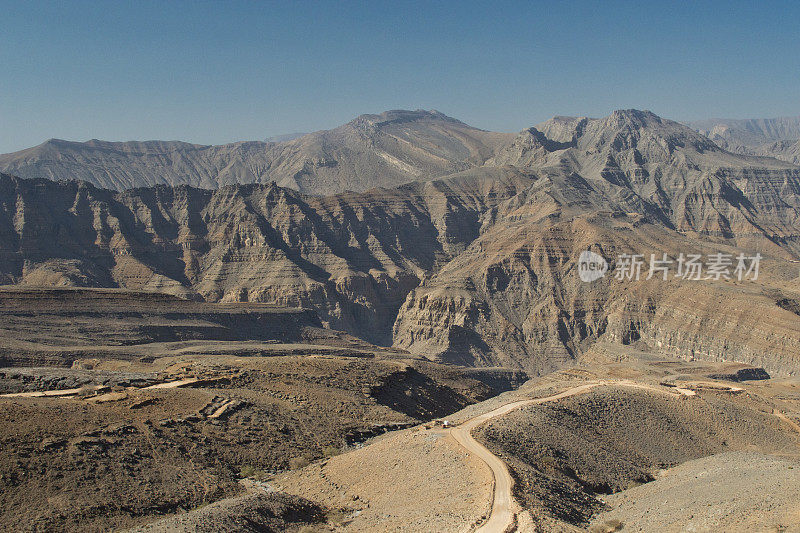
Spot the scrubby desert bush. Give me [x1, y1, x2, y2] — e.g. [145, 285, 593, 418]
[238, 465, 268, 480]
[589, 518, 623, 533]
[322, 445, 341, 458]
[289, 456, 311, 469]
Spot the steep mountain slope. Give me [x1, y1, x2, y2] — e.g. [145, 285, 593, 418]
[750, 138, 800, 165]
[394, 111, 800, 374]
[392, 197, 800, 375]
[264, 110, 513, 194]
[490, 110, 800, 249]
[0, 167, 532, 345]
[0, 110, 513, 195]
[2, 110, 800, 375]
[687, 116, 800, 163]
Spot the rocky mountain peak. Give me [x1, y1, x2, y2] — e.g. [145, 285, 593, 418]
[607, 108, 662, 126]
[491, 110, 728, 173]
[580, 109, 725, 159]
[534, 116, 589, 143]
[0, 110, 514, 194]
[349, 109, 468, 130]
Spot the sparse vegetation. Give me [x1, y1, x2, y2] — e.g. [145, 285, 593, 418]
[238, 465, 269, 481]
[289, 456, 311, 470]
[589, 518, 624, 533]
[322, 445, 341, 458]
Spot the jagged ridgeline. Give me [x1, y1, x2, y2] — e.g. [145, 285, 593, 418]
[686, 115, 800, 164]
[2, 109, 800, 375]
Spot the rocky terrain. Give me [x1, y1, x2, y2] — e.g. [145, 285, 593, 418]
[3, 110, 800, 376]
[0, 281, 797, 533]
[2, 108, 800, 531]
[0, 287, 324, 366]
[476, 384, 798, 530]
[270, 355, 800, 532]
[0, 290, 523, 531]
[127, 491, 327, 532]
[589, 451, 800, 532]
[0, 110, 513, 194]
[0, 166, 533, 346]
[0, 352, 517, 532]
[688, 115, 800, 164]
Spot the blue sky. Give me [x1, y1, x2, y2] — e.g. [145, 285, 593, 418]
[1, 0, 799, 153]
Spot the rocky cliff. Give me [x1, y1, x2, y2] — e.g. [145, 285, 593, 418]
[3, 110, 800, 375]
[0, 166, 532, 345]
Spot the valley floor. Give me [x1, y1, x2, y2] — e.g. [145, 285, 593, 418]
[2, 289, 799, 532]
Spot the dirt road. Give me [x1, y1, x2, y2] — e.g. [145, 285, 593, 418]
[451, 380, 690, 532]
[450, 383, 601, 532]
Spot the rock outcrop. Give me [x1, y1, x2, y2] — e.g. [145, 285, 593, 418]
[0, 167, 532, 345]
[2, 110, 800, 375]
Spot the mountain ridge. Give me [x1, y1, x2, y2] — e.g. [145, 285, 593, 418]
[0, 110, 514, 195]
[685, 115, 800, 164]
[5, 108, 800, 194]
[3, 109, 800, 375]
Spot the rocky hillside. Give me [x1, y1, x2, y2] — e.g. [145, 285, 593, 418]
[687, 115, 800, 164]
[750, 138, 800, 165]
[395, 111, 800, 374]
[0, 166, 533, 345]
[0, 110, 513, 195]
[491, 110, 800, 243]
[2, 110, 800, 375]
[475, 383, 800, 530]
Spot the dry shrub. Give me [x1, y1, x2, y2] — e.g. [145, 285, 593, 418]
[589, 518, 623, 533]
[289, 456, 311, 469]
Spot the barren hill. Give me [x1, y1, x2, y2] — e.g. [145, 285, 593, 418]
[751, 138, 800, 165]
[0, 110, 513, 195]
[2, 110, 800, 375]
[687, 115, 800, 164]
[3, 109, 800, 532]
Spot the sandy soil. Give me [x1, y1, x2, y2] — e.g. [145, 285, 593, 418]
[274, 427, 492, 532]
[590, 451, 800, 532]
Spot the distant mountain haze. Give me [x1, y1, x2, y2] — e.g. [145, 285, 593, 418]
[3, 109, 798, 196]
[685, 116, 800, 164]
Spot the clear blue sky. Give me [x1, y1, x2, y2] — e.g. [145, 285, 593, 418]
[1, 0, 799, 153]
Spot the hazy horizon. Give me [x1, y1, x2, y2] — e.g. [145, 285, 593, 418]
[2, 0, 799, 153]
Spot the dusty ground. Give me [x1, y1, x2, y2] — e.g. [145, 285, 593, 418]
[0, 353, 519, 532]
[3, 289, 799, 532]
[590, 451, 800, 532]
[476, 383, 800, 531]
[274, 427, 491, 532]
[127, 492, 327, 532]
[4, 352, 799, 532]
[468, 353, 800, 532]
[260, 359, 800, 533]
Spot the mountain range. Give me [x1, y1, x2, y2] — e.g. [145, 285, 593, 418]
[686, 115, 800, 164]
[0, 110, 512, 194]
[1, 109, 800, 376]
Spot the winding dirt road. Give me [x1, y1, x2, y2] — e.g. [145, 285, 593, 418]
[451, 381, 688, 532]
